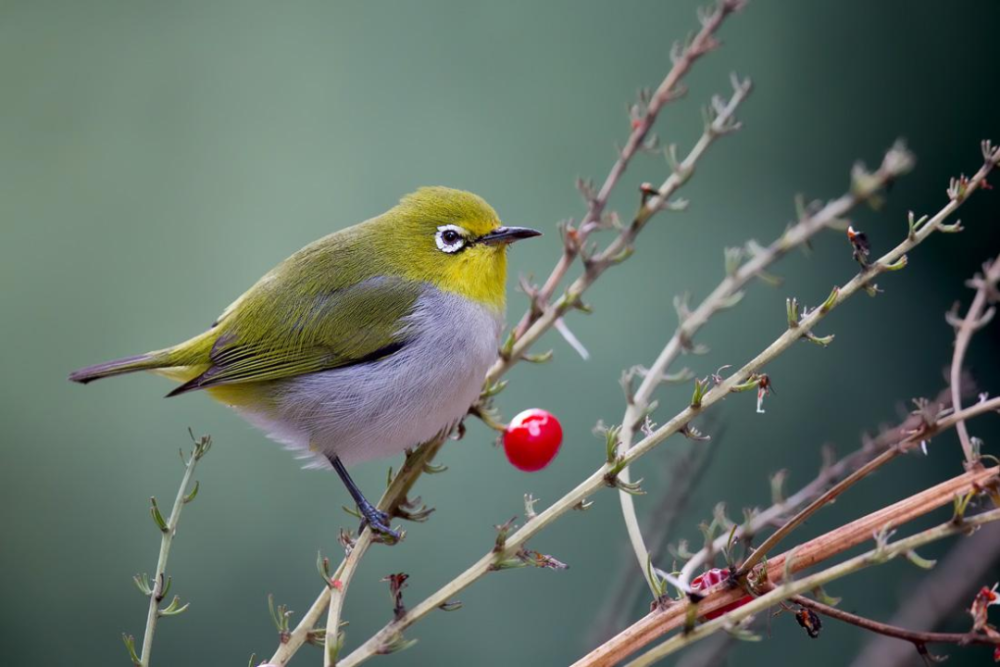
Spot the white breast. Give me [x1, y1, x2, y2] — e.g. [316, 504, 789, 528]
[233, 287, 503, 468]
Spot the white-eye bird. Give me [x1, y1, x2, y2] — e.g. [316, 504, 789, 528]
[70, 187, 540, 538]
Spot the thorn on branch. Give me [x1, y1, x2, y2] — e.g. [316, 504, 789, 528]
[395, 495, 435, 523]
[381, 572, 409, 621]
[122, 633, 141, 666]
[574, 497, 594, 511]
[847, 225, 871, 267]
[948, 174, 971, 203]
[317, 552, 332, 587]
[149, 497, 169, 533]
[268, 593, 293, 644]
[494, 516, 518, 553]
[375, 631, 418, 656]
[690, 377, 710, 409]
[681, 424, 711, 442]
[524, 493, 539, 521]
[787, 297, 800, 328]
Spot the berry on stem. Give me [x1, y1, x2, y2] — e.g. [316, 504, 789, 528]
[690, 568, 753, 620]
[503, 409, 563, 472]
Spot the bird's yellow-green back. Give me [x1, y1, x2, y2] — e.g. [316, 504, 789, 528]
[69, 187, 510, 394]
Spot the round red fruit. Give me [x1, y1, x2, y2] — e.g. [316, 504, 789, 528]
[690, 568, 753, 620]
[503, 409, 563, 472]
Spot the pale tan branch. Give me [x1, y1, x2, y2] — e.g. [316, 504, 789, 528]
[950, 253, 1000, 463]
[618, 141, 914, 593]
[576, 465, 1000, 667]
[338, 144, 997, 666]
[510, 0, 746, 342]
[623, 508, 1000, 666]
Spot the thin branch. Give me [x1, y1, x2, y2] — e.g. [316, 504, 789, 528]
[733, 404, 956, 579]
[676, 386, 962, 582]
[792, 595, 1000, 654]
[573, 454, 1000, 667]
[129, 434, 211, 667]
[624, 509, 1000, 666]
[337, 143, 997, 666]
[510, 0, 746, 343]
[618, 141, 914, 594]
[851, 523, 1000, 667]
[488, 72, 753, 385]
[264, 6, 751, 663]
[950, 253, 1000, 463]
[267, 438, 446, 666]
[591, 435, 720, 642]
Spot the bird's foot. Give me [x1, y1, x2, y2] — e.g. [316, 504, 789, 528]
[358, 502, 402, 544]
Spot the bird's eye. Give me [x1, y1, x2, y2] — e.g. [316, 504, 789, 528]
[435, 225, 467, 253]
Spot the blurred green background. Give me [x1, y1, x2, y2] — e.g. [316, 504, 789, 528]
[3, 1, 1000, 665]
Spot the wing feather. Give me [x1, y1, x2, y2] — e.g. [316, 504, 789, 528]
[167, 275, 421, 396]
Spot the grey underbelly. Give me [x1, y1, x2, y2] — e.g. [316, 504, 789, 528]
[235, 289, 502, 467]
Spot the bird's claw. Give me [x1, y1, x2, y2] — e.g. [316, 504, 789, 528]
[358, 503, 402, 543]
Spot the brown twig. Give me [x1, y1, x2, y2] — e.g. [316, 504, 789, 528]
[489, 72, 752, 385]
[851, 523, 1000, 667]
[676, 386, 965, 582]
[572, 443, 1000, 666]
[510, 0, 746, 342]
[792, 595, 1000, 656]
[623, 508, 1000, 666]
[949, 254, 1000, 463]
[618, 142, 915, 592]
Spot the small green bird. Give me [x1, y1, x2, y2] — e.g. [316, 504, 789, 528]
[70, 187, 540, 538]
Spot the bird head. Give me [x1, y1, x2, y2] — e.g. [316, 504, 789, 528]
[380, 187, 540, 309]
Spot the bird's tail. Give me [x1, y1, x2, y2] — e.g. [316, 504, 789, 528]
[69, 350, 177, 384]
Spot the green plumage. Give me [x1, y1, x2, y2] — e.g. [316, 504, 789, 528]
[69, 187, 508, 393]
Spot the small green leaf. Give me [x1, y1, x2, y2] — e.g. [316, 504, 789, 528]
[182, 480, 200, 504]
[158, 595, 190, 617]
[150, 497, 168, 532]
[905, 549, 937, 570]
[122, 633, 141, 666]
[820, 286, 840, 313]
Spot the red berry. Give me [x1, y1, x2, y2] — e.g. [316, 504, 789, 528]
[690, 568, 753, 620]
[503, 409, 563, 472]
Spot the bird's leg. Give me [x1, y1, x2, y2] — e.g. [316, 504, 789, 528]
[328, 455, 401, 542]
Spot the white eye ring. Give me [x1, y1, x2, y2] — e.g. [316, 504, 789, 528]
[435, 224, 467, 253]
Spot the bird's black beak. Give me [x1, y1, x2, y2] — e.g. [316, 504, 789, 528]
[479, 226, 542, 245]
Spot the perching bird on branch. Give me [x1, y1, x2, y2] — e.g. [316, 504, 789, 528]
[70, 187, 540, 539]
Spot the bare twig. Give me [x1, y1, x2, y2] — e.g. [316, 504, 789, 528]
[509, 0, 746, 343]
[267, 438, 446, 666]
[573, 435, 1000, 667]
[264, 6, 752, 663]
[618, 141, 914, 593]
[624, 508, 1000, 666]
[676, 387, 962, 582]
[339, 143, 998, 664]
[591, 436, 720, 642]
[490, 72, 753, 384]
[792, 595, 1000, 657]
[851, 524, 1000, 667]
[126, 434, 211, 667]
[949, 254, 1000, 463]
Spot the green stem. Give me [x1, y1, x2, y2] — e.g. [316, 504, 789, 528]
[139, 440, 208, 667]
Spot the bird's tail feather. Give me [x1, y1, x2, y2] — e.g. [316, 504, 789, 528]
[69, 351, 174, 384]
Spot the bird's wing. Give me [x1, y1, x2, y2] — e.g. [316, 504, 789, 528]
[167, 275, 422, 396]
